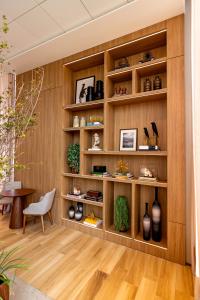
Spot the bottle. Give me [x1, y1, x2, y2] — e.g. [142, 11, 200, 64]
[152, 187, 161, 242]
[73, 116, 79, 128]
[143, 202, 151, 241]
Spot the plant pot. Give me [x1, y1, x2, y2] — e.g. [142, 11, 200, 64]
[71, 168, 78, 174]
[0, 282, 9, 300]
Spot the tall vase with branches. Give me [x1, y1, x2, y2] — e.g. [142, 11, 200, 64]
[0, 15, 44, 183]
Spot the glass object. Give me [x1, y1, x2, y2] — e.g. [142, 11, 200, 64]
[152, 187, 161, 242]
[143, 202, 151, 241]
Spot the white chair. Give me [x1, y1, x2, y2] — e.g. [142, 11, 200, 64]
[23, 188, 56, 233]
[0, 181, 22, 215]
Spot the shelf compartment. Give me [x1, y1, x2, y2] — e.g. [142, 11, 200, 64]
[107, 88, 167, 106]
[83, 128, 104, 151]
[64, 52, 104, 72]
[104, 180, 132, 236]
[106, 70, 132, 98]
[135, 60, 167, 93]
[83, 150, 167, 156]
[133, 184, 167, 249]
[62, 195, 103, 207]
[62, 218, 103, 231]
[64, 99, 104, 111]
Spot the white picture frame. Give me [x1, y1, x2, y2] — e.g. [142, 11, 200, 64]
[120, 129, 137, 151]
[75, 76, 95, 104]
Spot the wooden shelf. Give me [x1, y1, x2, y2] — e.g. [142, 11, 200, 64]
[64, 51, 104, 71]
[107, 69, 132, 82]
[135, 59, 166, 76]
[63, 173, 167, 187]
[64, 99, 104, 111]
[106, 225, 132, 239]
[62, 194, 103, 207]
[63, 125, 104, 132]
[107, 88, 167, 106]
[83, 150, 167, 156]
[62, 217, 103, 231]
[135, 232, 167, 249]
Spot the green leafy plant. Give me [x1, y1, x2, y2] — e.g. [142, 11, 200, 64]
[67, 144, 80, 174]
[0, 247, 27, 300]
[114, 195, 129, 232]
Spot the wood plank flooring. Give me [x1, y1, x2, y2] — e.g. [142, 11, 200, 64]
[0, 215, 194, 300]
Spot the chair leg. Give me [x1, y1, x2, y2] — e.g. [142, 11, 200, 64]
[48, 211, 53, 225]
[41, 215, 45, 233]
[23, 215, 26, 234]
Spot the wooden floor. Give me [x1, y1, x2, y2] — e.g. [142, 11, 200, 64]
[0, 215, 194, 300]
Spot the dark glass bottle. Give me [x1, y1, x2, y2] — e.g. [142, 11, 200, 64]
[143, 202, 151, 241]
[152, 187, 161, 242]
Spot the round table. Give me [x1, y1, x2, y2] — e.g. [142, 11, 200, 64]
[1, 188, 35, 229]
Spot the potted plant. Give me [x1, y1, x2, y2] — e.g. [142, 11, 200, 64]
[0, 247, 26, 300]
[67, 144, 80, 174]
[114, 195, 129, 232]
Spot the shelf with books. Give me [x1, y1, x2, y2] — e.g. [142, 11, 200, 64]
[62, 194, 103, 207]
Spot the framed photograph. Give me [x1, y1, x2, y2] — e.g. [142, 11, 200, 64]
[75, 75, 95, 104]
[120, 129, 137, 151]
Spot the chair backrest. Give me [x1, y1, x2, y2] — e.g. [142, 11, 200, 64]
[40, 188, 56, 214]
[4, 181, 22, 191]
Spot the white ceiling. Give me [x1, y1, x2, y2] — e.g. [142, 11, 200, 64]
[0, 0, 185, 74]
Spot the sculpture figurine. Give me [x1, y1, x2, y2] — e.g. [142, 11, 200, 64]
[88, 133, 102, 151]
[139, 167, 157, 181]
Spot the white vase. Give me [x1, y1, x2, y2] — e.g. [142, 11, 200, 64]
[80, 117, 86, 127]
[73, 116, 79, 127]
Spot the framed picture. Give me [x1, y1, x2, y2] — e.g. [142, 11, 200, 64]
[120, 129, 137, 151]
[75, 75, 95, 104]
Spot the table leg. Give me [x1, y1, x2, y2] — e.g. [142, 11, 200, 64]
[9, 196, 25, 229]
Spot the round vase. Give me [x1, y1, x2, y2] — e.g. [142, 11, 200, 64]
[0, 280, 9, 300]
[75, 208, 83, 221]
[68, 205, 75, 219]
[77, 202, 83, 213]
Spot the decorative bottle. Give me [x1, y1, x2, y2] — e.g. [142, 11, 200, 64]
[143, 202, 151, 241]
[73, 116, 79, 128]
[152, 187, 161, 242]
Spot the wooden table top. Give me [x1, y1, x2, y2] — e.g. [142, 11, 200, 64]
[0, 188, 35, 197]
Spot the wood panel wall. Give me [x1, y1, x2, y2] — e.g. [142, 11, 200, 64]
[16, 15, 185, 266]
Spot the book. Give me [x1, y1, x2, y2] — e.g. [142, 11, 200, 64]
[138, 176, 157, 182]
[138, 145, 159, 151]
[83, 216, 103, 228]
[66, 193, 86, 200]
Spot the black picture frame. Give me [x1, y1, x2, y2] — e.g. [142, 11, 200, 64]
[75, 75, 95, 104]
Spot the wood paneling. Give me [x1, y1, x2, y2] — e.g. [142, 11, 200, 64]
[167, 15, 184, 58]
[167, 56, 185, 224]
[168, 222, 186, 264]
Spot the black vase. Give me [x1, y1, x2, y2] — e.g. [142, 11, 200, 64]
[86, 86, 95, 101]
[95, 80, 104, 100]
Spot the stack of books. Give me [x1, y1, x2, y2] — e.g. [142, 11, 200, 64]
[84, 190, 103, 202]
[83, 216, 103, 228]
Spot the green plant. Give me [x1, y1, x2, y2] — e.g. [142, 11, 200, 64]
[0, 247, 27, 300]
[67, 144, 80, 173]
[114, 195, 129, 232]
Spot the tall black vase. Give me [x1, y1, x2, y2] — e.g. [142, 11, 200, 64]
[86, 86, 95, 101]
[95, 80, 104, 100]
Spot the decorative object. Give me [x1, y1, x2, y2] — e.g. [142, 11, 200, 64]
[67, 144, 80, 174]
[84, 190, 103, 202]
[152, 187, 161, 242]
[73, 186, 81, 196]
[0, 247, 27, 300]
[139, 167, 157, 181]
[114, 195, 129, 232]
[139, 52, 155, 64]
[73, 116, 79, 128]
[77, 202, 83, 213]
[143, 202, 151, 241]
[83, 212, 103, 228]
[113, 160, 134, 180]
[153, 75, 162, 90]
[91, 165, 106, 176]
[88, 132, 102, 151]
[143, 78, 152, 92]
[80, 117, 86, 127]
[75, 76, 95, 104]
[87, 115, 103, 126]
[114, 57, 129, 70]
[95, 80, 104, 100]
[120, 129, 137, 151]
[86, 86, 95, 101]
[68, 205, 75, 219]
[113, 87, 128, 97]
[150, 122, 159, 147]
[75, 204, 83, 221]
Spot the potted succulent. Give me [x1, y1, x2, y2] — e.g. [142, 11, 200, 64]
[114, 195, 129, 232]
[0, 247, 26, 300]
[67, 144, 80, 174]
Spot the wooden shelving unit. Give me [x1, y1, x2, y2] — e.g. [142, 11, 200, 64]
[61, 17, 185, 264]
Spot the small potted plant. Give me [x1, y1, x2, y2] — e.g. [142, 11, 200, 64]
[0, 247, 26, 300]
[114, 195, 129, 232]
[67, 144, 80, 174]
